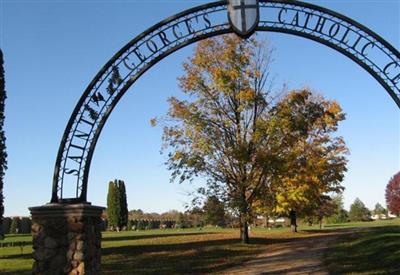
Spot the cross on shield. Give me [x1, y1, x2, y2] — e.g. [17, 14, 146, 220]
[228, 0, 259, 38]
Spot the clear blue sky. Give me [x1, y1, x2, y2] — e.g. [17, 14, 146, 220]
[0, 0, 399, 216]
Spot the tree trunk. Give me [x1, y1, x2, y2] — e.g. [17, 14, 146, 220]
[289, 209, 297, 233]
[239, 207, 250, 244]
[238, 186, 250, 243]
[240, 218, 249, 244]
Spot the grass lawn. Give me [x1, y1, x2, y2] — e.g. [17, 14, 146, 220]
[0, 219, 399, 274]
[0, 227, 311, 274]
[0, 235, 32, 275]
[100, 227, 321, 274]
[324, 219, 400, 274]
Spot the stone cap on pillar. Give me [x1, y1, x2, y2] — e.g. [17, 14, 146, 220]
[29, 203, 105, 219]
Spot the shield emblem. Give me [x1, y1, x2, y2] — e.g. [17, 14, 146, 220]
[228, 0, 259, 38]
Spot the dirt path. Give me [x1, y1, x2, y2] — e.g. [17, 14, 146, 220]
[223, 230, 345, 275]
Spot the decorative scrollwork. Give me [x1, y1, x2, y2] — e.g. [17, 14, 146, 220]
[51, 0, 399, 203]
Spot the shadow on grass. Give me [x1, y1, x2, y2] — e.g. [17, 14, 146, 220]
[102, 232, 213, 242]
[302, 227, 354, 234]
[323, 223, 362, 228]
[325, 225, 400, 274]
[101, 237, 292, 274]
[0, 270, 31, 275]
[0, 253, 31, 260]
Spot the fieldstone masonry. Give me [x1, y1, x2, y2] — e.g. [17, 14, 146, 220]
[29, 203, 105, 275]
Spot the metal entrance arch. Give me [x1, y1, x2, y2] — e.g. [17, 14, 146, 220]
[51, 0, 400, 203]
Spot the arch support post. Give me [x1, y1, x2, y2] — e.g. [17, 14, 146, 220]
[29, 203, 105, 275]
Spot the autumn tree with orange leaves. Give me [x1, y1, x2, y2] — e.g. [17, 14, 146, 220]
[155, 35, 348, 243]
[268, 90, 348, 232]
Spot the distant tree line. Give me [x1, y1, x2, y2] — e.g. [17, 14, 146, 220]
[127, 219, 175, 230]
[104, 172, 399, 233]
[103, 178, 395, 232]
[305, 196, 393, 225]
[254, 195, 393, 228]
[280, 171, 400, 226]
[1, 217, 31, 234]
[104, 192, 231, 231]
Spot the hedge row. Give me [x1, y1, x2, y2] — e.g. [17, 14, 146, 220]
[1, 217, 32, 234]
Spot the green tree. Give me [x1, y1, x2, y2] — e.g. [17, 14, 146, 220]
[20, 217, 32, 234]
[372, 203, 387, 219]
[117, 180, 128, 229]
[107, 181, 121, 230]
[127, 219, 134, 230]
[10, 217, 20, 234]
[2, 217, 11, 234]
[304, 195, 336, 229]
[176, 213, 189, 229]
[325, 195, 349, 224]
[203, 196, 226, 226]
[136, 219, 147, 230]
[129, 209, 144, 220]
[186, 207, 205, 227]
[349, 198, 371, 222]
[0, 50, 7, 240]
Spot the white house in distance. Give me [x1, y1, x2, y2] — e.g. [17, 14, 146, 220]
[388, 212, 398, 218]
[371, 212, 397, 220]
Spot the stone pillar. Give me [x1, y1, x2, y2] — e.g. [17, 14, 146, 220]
[29, 203, 105, 275]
